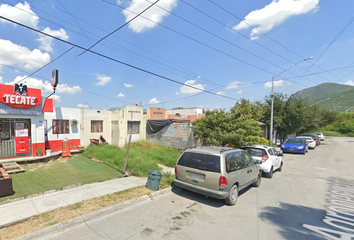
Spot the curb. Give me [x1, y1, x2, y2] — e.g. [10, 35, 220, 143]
[15, 187, 180, 240]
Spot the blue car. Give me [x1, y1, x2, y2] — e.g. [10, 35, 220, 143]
[281, 138, 308, 154]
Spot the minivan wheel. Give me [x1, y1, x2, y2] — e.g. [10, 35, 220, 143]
[252, 173, 261, 187]
[225, 185, 238, 205]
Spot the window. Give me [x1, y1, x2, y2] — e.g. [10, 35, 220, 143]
[177, 152, 220, 173]
[91, 121, 103, 133]
[268, 148, 276, 156]
[53, 120, 69, 134]
[244, 152, 255, 166]
[128, 121, 140, 134]
[226, 151, 247, 172]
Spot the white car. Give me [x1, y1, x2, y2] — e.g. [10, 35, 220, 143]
[296, 136, 316, 149]
[315, 132, 325, 141]
[241, 145, 283, 178]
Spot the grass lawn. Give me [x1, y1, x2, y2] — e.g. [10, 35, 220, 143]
[0, 155, 123, 202]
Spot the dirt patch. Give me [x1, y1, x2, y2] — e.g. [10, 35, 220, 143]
[27, 160, 54, 172]
[0, 186, 153, 240]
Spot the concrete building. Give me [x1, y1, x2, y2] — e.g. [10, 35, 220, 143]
[0, 83, 146, 160]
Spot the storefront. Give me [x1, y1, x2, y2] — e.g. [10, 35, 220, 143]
[0, 83, 53, 159]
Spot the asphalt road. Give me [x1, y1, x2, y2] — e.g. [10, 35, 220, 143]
[30, 137, 354, 240]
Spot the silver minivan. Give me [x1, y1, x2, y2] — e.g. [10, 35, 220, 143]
[174, 146, 262, 205]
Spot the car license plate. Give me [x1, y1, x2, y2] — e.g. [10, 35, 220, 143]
[188, 172, 205, 180]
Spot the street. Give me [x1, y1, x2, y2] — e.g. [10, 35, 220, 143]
[32, 137, 354, 240]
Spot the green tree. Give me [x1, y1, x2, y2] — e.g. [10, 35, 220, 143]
[193, 99, 267, 147]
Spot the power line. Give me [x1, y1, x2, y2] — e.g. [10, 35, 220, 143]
[0, 46, 75, 91]
[12, 0, 229, 89]
[57, 0, 137, 101]
[0, 15, 241, 101]
[101, 0, 277, 76]
[103, 0, 317, 89]
[207, 0, 335, 83]
[77, 0, 160, 57]
[302, 14, 354, 76]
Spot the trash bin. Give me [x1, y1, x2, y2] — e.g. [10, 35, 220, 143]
[146, 170, 162, 191]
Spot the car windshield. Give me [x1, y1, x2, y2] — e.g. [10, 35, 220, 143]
[242, 148, 266, 157]
[177, 152, 220, 173]
[285, 139, 304, 145]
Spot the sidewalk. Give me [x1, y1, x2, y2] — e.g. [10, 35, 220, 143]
[0, 176, 147, 228]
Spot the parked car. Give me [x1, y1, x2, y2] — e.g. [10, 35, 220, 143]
[281, 138, 308, 154]
[174, 146, 262, 205]
[241, 145, 283, 178]
[296, 136, 316, 149]
[315, 132, 325, 141]
[301, 133, 320, 146]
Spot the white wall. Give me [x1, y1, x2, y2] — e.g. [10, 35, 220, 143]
[44, 107, 81, 143]
[168, 108, 204, 116]
[80, 108, 111, 146]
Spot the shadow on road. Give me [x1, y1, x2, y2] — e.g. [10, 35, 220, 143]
[171, 185, 253, 208]
[260, 202, 328, 240]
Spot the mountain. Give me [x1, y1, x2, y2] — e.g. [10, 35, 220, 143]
[291, 83, 354, 101]
[291, 83, 354, 112]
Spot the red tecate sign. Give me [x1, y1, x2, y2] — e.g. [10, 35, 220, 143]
[0, 84, 41, 109]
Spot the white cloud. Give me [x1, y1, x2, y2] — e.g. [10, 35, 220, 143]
[0, 76, 3, 83]
[217, 91, 225, 96]
[236, 90, 243, 94]
[117, 93, 125, 97]
[226, 81, 240, 89]
[0, 2, 39, 28]
[0, 39, 50, 70]
[180, 79, 206, 95]
[234, 0, 319, 40]
[226, 81, 250, 90]
[149, 97, 160, 104]
[0, 2, 68, 52]
[264, 80, 284, 88]
[49, 95, 61, 103]
[345, 80, 354, 86]
[77, 103, 88, 108]
[94, 74, 111, 86]
[37, 27, 69, 52]
[5, 76, 82, 94]
[175, 91, 180, 95]
[124, 83, 133, 88]
[122, 0, 178, 33]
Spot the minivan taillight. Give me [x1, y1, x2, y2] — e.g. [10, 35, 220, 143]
[262, 155, 269, 162]
[175, 166, 177, 175]
[219, 176, 227, 187]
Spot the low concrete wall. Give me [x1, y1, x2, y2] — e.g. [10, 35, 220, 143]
[146, 122, 194, 151]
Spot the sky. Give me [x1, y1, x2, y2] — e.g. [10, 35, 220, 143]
[0, 0, 354, 111]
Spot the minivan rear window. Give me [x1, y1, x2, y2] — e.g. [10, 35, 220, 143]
[177, 152, 220, 173]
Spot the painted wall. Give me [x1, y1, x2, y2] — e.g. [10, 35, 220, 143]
[79, 108, 111, 147]
[147, 122, 194, 151]
[111, 105, 146, 147]
[44, 107, 81, 151]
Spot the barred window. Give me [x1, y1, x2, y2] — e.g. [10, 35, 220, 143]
[128, 121, 140, 134]
[91, 121, 103, 133]
[53, 120, 70, 134]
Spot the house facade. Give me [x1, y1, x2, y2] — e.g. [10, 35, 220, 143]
[0, 83, 146, 159]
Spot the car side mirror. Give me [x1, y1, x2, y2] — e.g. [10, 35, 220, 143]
[256, 160, 262, 165]
[278, 152, 283, 156]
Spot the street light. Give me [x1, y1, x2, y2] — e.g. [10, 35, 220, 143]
[270, 56, 313, 144]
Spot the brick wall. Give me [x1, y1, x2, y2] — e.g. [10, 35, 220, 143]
[146, 122, 194, 151]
